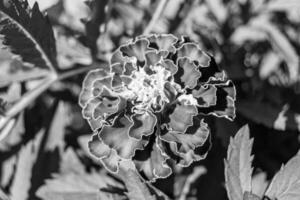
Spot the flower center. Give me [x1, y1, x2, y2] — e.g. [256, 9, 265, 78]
[123, 64, 171, 112]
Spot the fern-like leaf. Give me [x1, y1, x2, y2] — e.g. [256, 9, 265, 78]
[0, 0, 58, 70]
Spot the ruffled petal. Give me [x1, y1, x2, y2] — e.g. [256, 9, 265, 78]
[198, 81, 236, 120]
[79, 69, 109, 107]
[176, 43, 210, 67]
[129, 111, 157, 140]
[145, 50, 166, 67]
[93, 95, 119, 119]
[110, 49, 126, 66]
[169, 143, 209, 167]
[88, 134, 120, 173]
[176, 57, 201, 89]
[101, 150, 120, 173]
[148, 34, 177, 53]
[111, 63, 124, 74]
[161, 118, 211, 167]
[198, 57, 225, 83]
[134, 137, 172, 181]
[160, 59, 177, 75]
[88, 133, 111, 159]
[99, 114, 148, 159]
[92, 76, 112, 96]
[160, 118, 209, 154]
[167, 103, 198, 132]
[124, 62, 136, 76]
[192, 85, 217, 107]
[82, 87, 121, 131]
[120, 39, 150, 62]
[163, 82, 178, 103]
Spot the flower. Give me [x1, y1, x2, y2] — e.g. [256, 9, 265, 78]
[79, 34, 236, 181]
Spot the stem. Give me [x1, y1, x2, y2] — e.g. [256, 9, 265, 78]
[0, 74, 57, 132]
[117, 160, 171, 200]
[57, 62, 102, 80]
[118, 161, 154, 200]
[143, 0, 169, 35]
[6, 74, 58, 117]
[178, 166, 207, 200]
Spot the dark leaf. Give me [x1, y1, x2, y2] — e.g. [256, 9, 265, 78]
[0, 0, 58, 70]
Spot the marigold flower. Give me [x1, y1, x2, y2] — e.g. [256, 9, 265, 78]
[79, 34, 236, 181]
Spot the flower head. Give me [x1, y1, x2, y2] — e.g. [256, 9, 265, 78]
[79, 34, 235, 181]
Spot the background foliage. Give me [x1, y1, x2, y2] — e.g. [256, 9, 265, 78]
[0, 0, 300, 200]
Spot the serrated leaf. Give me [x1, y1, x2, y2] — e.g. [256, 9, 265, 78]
[36, 148, 120, 200]
[28, 0, 59, 11]
[225, 125, 254, 200]
[265, 151, 300, 200]
[10, 129, 44, 200]
[0, 0, 58, 70]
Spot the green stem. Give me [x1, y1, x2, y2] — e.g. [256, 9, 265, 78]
[143, 0, 169, 35]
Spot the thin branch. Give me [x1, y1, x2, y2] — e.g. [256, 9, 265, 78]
[0, 74, 57, 133]
[57, 62, 104, 80]
[5, 74, 58, 118]
[0, 69, 49, 87]
[143, 0, 169, 35]
[178, 166, 207, 200]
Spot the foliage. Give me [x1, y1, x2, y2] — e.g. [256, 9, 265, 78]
[0, 0, 57, 70]
[0, 0, 299, 200]
[225, 125, 300, 200]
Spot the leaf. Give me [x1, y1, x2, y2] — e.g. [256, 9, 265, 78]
[44, 101, 67, 151]
[225, 125, 254, 200]
[36, 148, 120, 200]
[264, 0, 300, 12]
[265, 151, 300, 200]
[0, 155, 17, 187]
[204, 0, 228, 23]
[55, 31, 92, 69]
[0, 0, 58, 70]
[259, 51, 281, 79]
[28, 0, 59, 11]
[10, 129, 44, 200]
[251, 172, 269, 198]
[250, 16, 299, 83]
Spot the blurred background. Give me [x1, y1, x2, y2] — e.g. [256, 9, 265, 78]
[0, 0, 300, 199]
